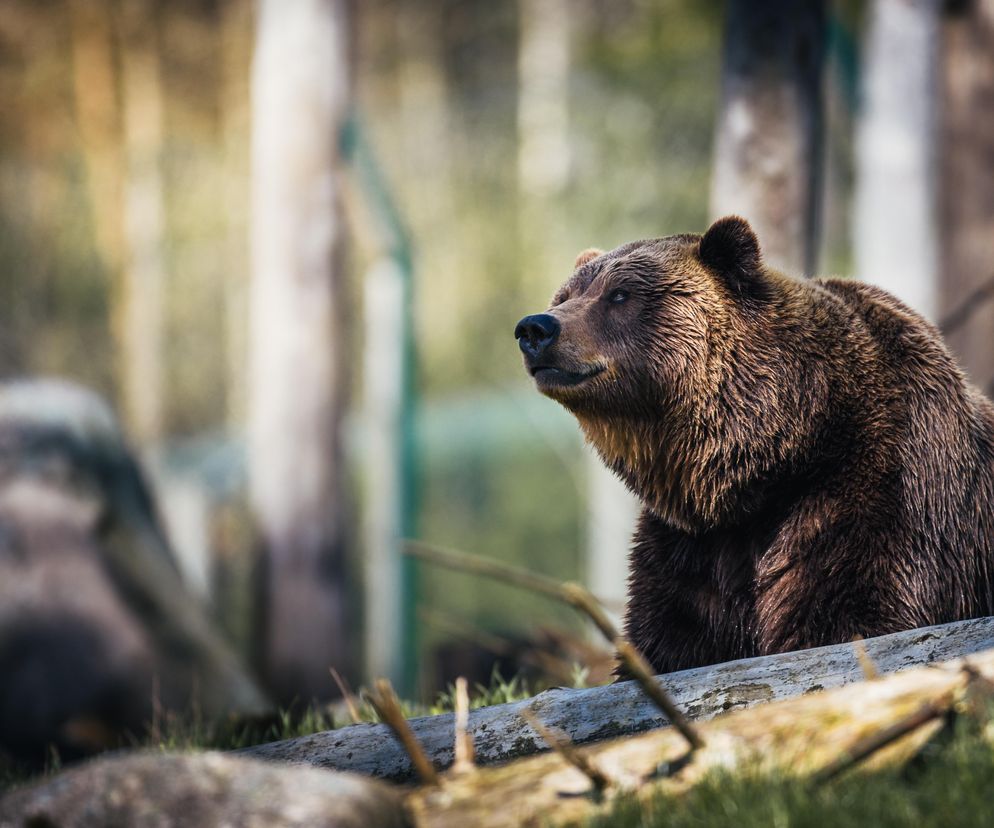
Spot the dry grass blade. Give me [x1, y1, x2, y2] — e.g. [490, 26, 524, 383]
[365, 678, 439, 786]
[329, 667, 362, 725]
[453, 677, 475, 773]
[405, 540, 705, 751]
[852, 636, 880, 680]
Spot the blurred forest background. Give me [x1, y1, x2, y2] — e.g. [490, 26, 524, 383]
[0, 0, 992, 714]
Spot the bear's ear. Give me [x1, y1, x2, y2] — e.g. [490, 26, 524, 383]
[574, 248, 604, 269]
[698, 216, 763, 292]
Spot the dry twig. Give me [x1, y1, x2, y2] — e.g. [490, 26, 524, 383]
[812, 694, 953, 785]
[418, 607, 578, 685]
[940, 272, 994, 337]
[520, 707, 611, 798]
[405, 540, 705, 751]
[365, 678, 439, 786]
[817, 662, 994, 786]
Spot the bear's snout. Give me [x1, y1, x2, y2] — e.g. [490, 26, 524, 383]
[515, 314, 560, 359]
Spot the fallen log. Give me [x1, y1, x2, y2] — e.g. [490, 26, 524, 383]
[241, 615, 994, 780]
[408, 639, 994, 828]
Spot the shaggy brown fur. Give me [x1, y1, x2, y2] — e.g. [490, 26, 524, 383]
[515, 216, 994, 674]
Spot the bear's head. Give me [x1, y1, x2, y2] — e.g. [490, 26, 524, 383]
[515, 215, 766, 415]
[514, 216, 775, 527]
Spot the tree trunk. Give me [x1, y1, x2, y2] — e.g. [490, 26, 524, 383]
[248, 0, 354, 703]
[117, 0, 167, 444]
[854, 0, 940, 319]
[517, 0, 571, 199]
[68, 0, 124, 279]
[516, 0, 571, 282]
[938, 0, 994, 392]
[219, 0, 254, 430]
[710, 0, 826, 276]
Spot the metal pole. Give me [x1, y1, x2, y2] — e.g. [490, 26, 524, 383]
[344, 117, 420, 696]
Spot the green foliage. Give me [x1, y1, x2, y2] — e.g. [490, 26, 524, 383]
[432, 667, 534, 714]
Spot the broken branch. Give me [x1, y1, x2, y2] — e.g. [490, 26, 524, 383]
[365, 678, 439, 786]
[520, 707, 611, 798]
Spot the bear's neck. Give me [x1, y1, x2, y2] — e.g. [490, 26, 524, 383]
[577, 414, 717, 532]
[577, 387, 808, 534]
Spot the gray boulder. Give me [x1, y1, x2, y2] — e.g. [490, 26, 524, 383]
[0, 751, 411, 827]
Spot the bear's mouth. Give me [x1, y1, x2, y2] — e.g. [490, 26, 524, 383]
[530, 363, 605, 388]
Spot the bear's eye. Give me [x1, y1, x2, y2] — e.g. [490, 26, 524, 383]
[607, 289, 630, 305]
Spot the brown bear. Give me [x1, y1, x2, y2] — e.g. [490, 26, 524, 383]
[515, 216, 994, 675]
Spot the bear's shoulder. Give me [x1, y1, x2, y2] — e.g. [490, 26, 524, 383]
[810, 276, 947, 355]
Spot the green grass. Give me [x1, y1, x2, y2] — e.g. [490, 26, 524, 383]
[0, 667, 537, 794]
[586, 717, 994, 828]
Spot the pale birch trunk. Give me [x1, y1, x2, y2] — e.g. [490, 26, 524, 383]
[118, 0, 167, 444]
[517, 0, 571, 198]
[249, 0, 354, 702]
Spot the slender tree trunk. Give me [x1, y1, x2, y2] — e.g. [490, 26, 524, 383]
[938, 0, 994, 391]
[219, 0, 253, 430]
[68, 0, 124, 278]
[517, 0, 571, 199]
[249, 0, 354, 702]
[516, 0, 571, 278]
[854, 0, 940, 319]
[117, 0, 167, 444]
[391, 2, 460, 391]
[710, 0, 826, 276]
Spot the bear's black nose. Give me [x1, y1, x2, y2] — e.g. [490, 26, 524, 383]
[515, 313, 560, 358]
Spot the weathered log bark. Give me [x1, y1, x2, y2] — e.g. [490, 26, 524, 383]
[241, 615, 994, 781]
[408, 638, 994, 828]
